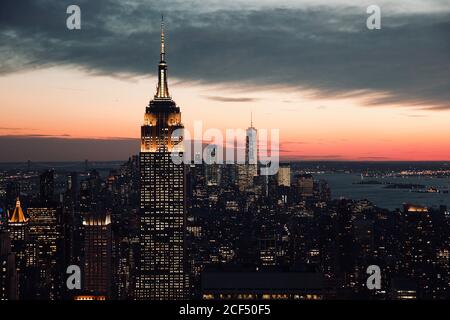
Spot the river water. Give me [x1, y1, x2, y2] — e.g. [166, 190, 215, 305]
[314, 173, 450, 210]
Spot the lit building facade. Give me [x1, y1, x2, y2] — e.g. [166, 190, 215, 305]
[7, 198, 29, 298]
[83, 212, 112, 297]
[399, 204, 434, 298]
[27, 206, 61, 299]
[136, 18, 186, 300]
[277, 163, 291, 187]
[237, 119, 258, 192]
[296, 174, 314, 198]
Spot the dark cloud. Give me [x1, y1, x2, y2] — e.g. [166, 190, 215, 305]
[400, 113, 428, 118]
[0, 135, 300, 161]
[1, 0, 449, 109]
[204, 95, 258, 102]
[358, 156, 391, 160]
[283, 154, 346, 160]
[0, 135, 139, 161]
[0, 127, 34, 131]
[280, 141, 309, 145]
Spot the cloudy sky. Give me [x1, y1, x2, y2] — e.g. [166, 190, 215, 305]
[0, 0, 449, 161]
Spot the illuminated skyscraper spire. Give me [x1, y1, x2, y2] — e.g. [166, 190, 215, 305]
[155, 15, 170, 99]
[160, 14, 165, 62]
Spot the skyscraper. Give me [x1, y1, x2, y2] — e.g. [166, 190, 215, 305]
[277, 163, 291, 187]
[0, 231, 18, 300]
[237, 115, 258, 192]
[27, 206, 61, 299]
[40, 169, 54, 205]
[62, 172, 82, 271]
[296, 174, 314, 198]
[205, 144, 221, 186]
[83, 212, 112, 297]
[136, 17, 186, 300]
[7, 198, 29, 298]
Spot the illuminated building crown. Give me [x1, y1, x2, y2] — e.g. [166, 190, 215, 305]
[8, 197, 29, 223]
[155, 15, 170, 100]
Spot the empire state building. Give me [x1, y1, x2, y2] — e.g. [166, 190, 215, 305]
[136, 18, 186, 300]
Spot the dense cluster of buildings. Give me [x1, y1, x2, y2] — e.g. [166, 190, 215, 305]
[1, 156, 449, 300]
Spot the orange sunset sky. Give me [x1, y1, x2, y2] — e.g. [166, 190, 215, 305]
[1, 67, 449, 161]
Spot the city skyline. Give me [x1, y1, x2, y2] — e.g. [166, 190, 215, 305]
[1, 2, 450, 303]
[1, 0, 450, 161]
